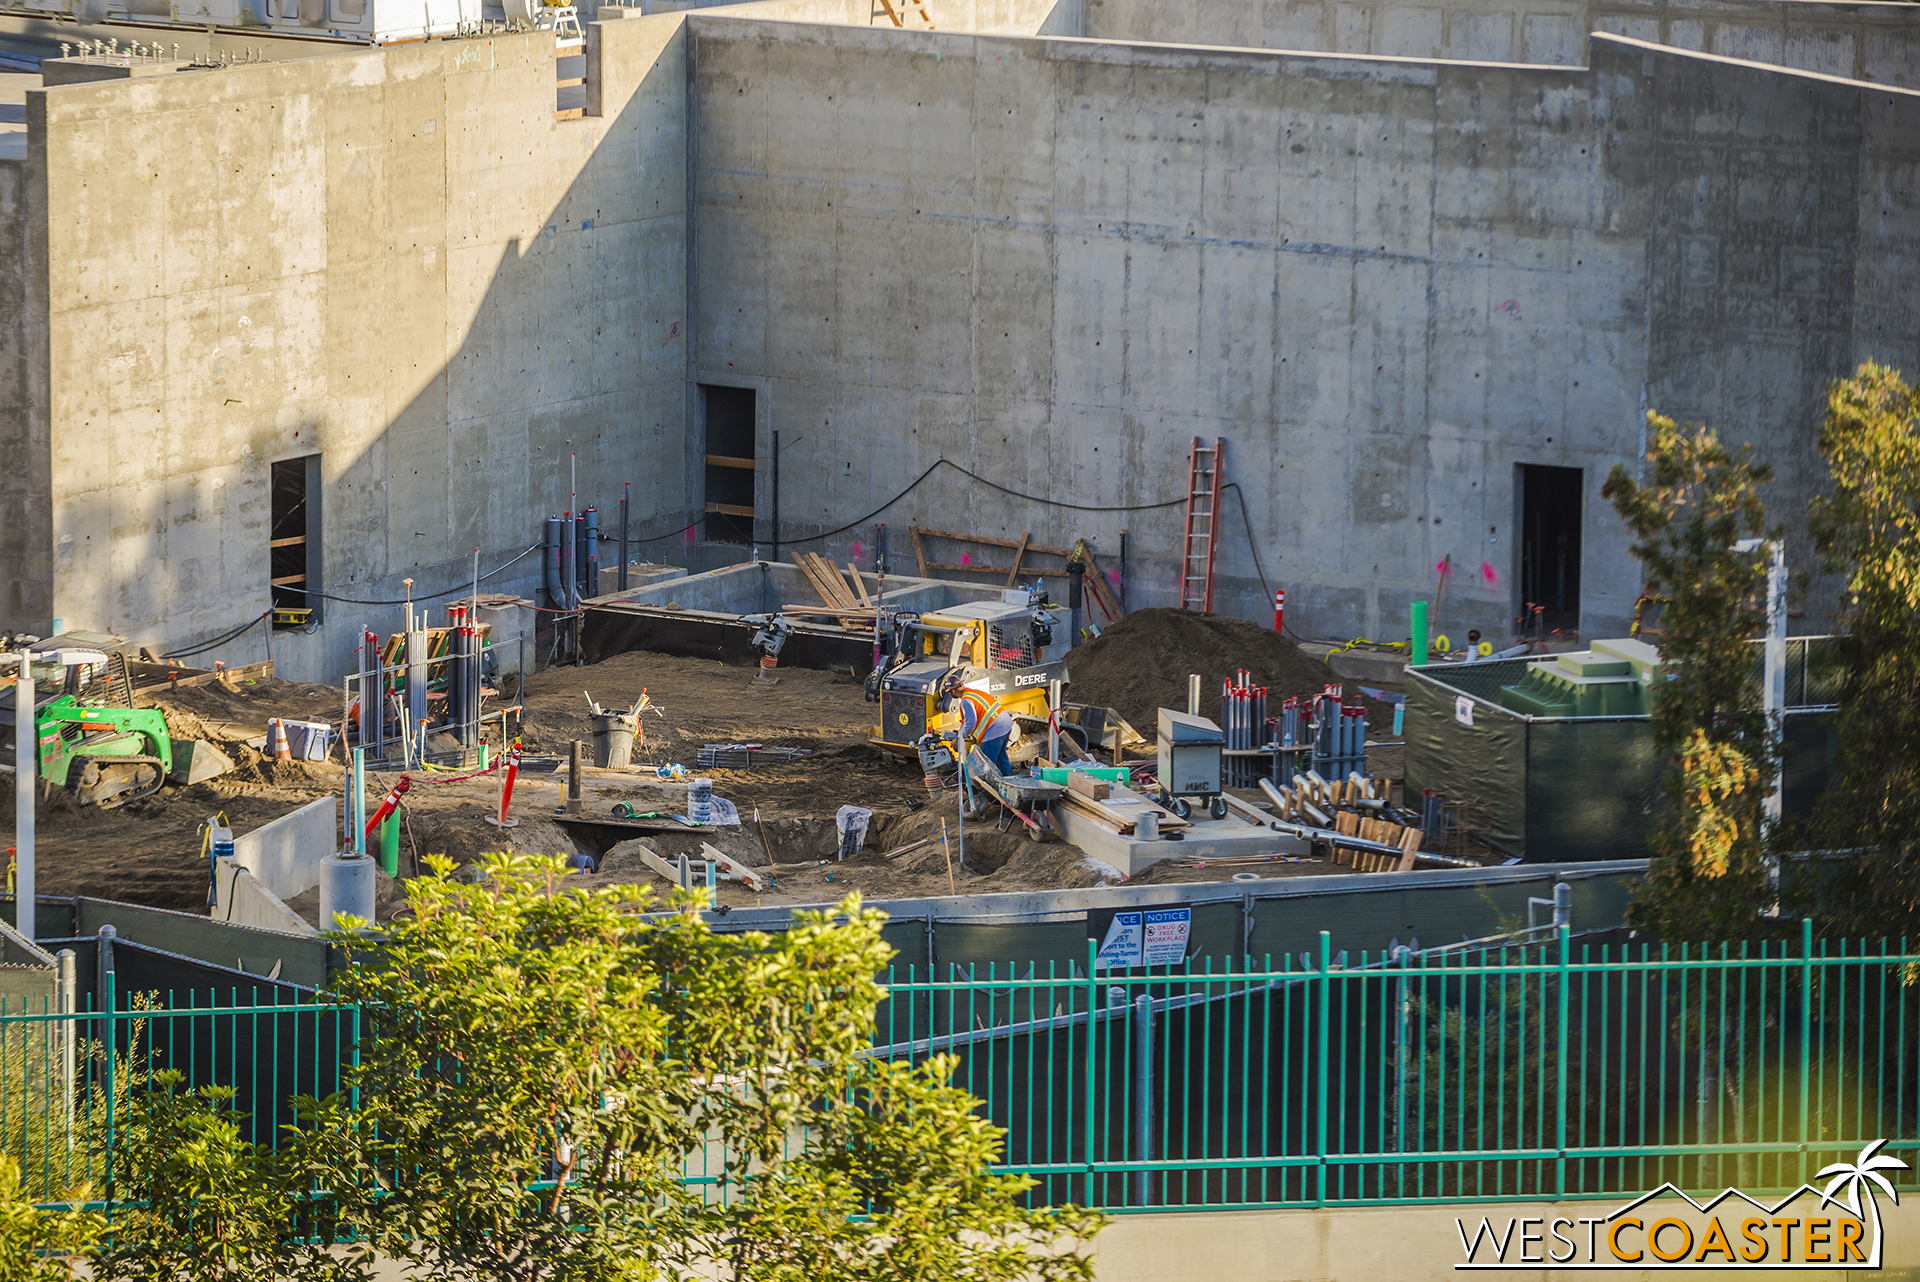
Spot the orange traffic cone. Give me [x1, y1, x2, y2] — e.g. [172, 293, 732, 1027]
[270, 718, 291, 761]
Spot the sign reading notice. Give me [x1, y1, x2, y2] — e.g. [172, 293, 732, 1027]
[1092, 906, 1192, 969]
[1142, 908, 1191, 965]
[1093, 912, 1143, 970]
[1454, 695, 1475, 727]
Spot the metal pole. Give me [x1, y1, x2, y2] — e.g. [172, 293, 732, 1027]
[1187, 674, 1201, 718]
[1765, 541, 1786, 821]
[1316, 930, 1331, 1206]
[1067, 558, 1084, 647]
[1133, 993, 1154, 1207]
[770, 430, 780, 565]
[56, 949, 75, 1149]
[1048, 679, 1062, 762]
[619, 484, 630, 591]
[352, 747, 366, 855]
[14, 654, 31, 941]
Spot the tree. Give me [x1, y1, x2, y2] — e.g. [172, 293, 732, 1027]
[1801, 362, 1920, 938]
[0, 1157, 97, 1282]
[1602, 413, 1779, 939]
[99, 854, 1103, 1281]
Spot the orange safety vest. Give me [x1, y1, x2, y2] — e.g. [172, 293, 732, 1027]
[953, 688, 1011, 744]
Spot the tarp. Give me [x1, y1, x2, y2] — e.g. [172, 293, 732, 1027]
[1406, 665, 1835, 862]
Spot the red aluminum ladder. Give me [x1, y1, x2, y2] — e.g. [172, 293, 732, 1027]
[1180, 437, 1224, 612]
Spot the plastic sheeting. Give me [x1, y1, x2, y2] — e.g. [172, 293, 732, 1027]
[1406, 666, 1833, 862]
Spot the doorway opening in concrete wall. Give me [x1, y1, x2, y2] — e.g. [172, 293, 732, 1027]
[270, 455, 321, 628]
[701, 385, 756, 545]
[1517, 463, 1581, 635]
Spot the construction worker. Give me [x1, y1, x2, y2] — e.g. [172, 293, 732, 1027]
[942, 673, 1015, 778]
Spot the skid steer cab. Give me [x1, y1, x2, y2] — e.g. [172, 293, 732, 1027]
[867, 594, 1069, 761]
[0, 650, 174, 809]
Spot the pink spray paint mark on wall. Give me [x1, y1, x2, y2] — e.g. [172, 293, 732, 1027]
[1481, 561, 1498, 587]
[959, 553, 973, 566]
[850, 541, 864, 560]
[1434, 557, 1453, 579]
[1107, 569, 1121, 586]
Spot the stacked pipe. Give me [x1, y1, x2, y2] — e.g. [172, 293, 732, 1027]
[1421, 789, 1445, 846]
[358, 630, 387, 753]
[1310, 686, 1368, 782]
[1222, 671, 1268, 789]
[1273, 696, 1306, 786]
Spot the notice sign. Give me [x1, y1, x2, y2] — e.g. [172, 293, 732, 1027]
[1454, 695, 1475, 727]
[1090, 906, 1192, 969]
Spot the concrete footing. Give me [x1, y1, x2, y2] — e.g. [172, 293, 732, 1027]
[1053, 806, 1311, 876]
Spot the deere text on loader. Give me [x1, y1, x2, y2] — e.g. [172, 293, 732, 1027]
[866, 595, 1148, 764]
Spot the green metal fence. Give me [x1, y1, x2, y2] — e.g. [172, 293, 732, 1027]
[1, 925, 1913, 1213]
[871, 921, 1919, 1211]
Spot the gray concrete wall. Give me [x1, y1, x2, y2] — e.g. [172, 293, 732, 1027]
[686, 21, 1920, 643]
[21, 18, 691, 676]
[0, 141, 52, 638]
[1080, 0, 1920, 87]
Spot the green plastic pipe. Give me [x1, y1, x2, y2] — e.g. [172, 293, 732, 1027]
[379, 813, 400, 878]
[1410, 600, 1429, 668]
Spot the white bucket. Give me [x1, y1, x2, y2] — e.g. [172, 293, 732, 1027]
[688, 777, 714, 824]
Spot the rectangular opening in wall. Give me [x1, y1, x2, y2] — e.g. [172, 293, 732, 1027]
[1517, 463, 1582, 635]
[270, 455, 321, 629]
[700, 385, 756, 546]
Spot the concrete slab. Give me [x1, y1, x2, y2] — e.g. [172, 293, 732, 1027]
[1053, 806, 1311, 876]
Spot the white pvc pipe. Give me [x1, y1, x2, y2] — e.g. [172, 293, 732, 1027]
[13, 655, 31, 941]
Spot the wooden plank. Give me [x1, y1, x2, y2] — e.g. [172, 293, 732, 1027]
[1075, 541, 1123, 621]
[1393, 827, 1422, 873]
[908, 526, 1073, 558]
[704, 454, 756, 470]
[794, 556, 847, 609]
[911, 527, 929, 578]
[924, 562, 1069, 578]
[555, 107, 585, 120]
[554, 76, 585, 87]
[704, 502, 754, 518]
[1219, 791, 1271, 826]
[269, 574, 307, 586]
[700, 842, 768, 892]
[807, 554, 858, 610]
[1005, 531, 1031, 587]
[269, 535, 307, 548]
[846, 562, 873, 608]
[1067, 771, 1111, 802]
[131, 659, 275, 697]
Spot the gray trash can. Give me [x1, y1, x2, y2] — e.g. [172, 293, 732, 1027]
[591, 713, 639, 768]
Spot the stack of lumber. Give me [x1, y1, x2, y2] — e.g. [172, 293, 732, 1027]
[786, 554, 877, 630]
[1329, 811, 1423, 873]
[1052, 778, 1188, 836]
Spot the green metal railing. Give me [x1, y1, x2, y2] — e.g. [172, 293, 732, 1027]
[871, 921, 1919, 1211]
[0, 925, 1913, 1213]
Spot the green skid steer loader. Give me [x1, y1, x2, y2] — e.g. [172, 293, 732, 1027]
[1, 649, 173, 809]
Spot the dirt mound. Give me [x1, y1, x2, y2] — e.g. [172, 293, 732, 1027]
[398, 805, 580, 871]
[1067, 608, 1396, 735]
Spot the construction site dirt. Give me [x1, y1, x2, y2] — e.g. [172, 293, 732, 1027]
[1, 642, 1405, 917]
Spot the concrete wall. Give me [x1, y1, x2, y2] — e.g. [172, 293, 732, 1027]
[0, 145, 51, 635]
[1643, 46, 1920, 617]
[213, 859, 317, 935]
[686, 22, 1920, 642]
[10, 17, 691, 676]
[1080, 0, 1920, 87]
[1092, 1196, 1920, 1281]
[230, 794, 337, 899]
